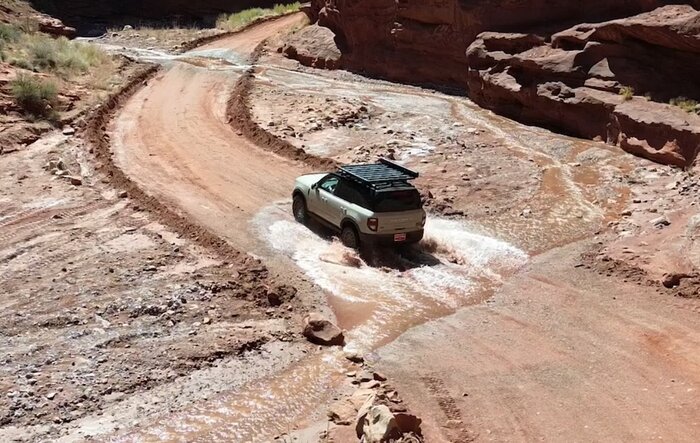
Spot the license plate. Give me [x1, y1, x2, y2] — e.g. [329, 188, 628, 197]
[394, 233, 407, 242]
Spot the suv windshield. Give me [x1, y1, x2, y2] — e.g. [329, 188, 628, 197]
[372, 189, 422, 212]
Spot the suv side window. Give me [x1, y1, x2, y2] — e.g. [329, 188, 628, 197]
[335, 179, 370, 209]
[318, 175, 339, 193]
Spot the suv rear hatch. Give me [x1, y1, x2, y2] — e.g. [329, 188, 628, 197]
[375, 209, 425, 233]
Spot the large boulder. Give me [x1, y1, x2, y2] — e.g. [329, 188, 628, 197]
[302, 313, 345, 346]
[308, 0, 700, 88]
[281, 24, 342, 70]
[36, 15, 77, 38]
[466, 5, 700, 167]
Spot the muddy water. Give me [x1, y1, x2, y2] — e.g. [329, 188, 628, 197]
[254, 203, 527, 352]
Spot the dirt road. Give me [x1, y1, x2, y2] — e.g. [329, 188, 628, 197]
[105, 13, 700, 442]
[111, 14, 307, 252]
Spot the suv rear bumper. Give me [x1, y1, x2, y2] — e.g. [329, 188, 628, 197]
[359, 229, 424, 246]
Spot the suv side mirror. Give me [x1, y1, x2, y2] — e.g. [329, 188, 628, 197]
[311, 182, 319, 190]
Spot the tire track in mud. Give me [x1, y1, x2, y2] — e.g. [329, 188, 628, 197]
[0, 201, 108, 245]
[421, 375, 475, 442]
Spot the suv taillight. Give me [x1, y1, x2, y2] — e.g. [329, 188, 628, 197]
[367, 218, 379, 232]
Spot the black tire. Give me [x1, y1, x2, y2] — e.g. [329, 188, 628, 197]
[292, 195, 307, 224]
[340, 225, 360, 249]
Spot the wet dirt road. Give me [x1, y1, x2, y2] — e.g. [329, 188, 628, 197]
[108, 14, 700, 443]
[111, 14, 307, 252]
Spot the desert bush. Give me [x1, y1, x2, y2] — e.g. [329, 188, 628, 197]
[217, 2, 302, 30]
[619, 86, 634, 101]
[0, 23, 21, 42]
[11, 73, 59, 118]
[26, 35, 58, 69]
[272, 2, 302, 15]
[18, 34, 110, 75]
[670, 97, 699, 115]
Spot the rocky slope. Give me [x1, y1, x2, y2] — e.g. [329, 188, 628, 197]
[466, 5, 700, 167]
[308, 0, 700, 88]
[0, 1, 75, 37]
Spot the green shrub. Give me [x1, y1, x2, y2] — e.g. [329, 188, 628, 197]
[272, 2, 302, 15]
[669, 97, 699, 114]
[619, 86, 634, 101]
[16, 34, 110, 75]
[0, 23, 21, 42]
[27, 35, 58, 70]
[11, 74, 59, 118]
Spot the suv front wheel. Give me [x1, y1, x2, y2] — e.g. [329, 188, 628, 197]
[340, 225, 360, 249]
[292, 195, 308, 224]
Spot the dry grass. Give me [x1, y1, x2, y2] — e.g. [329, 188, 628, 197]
[670, 97, 699, 115]
[216, 2, 302, 31]
[619, 86, 634, 101]
[2, 24, 117, 119]
[3, 28, 113, 79]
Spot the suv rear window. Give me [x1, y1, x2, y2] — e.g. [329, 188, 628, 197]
[372, 190, 422, 212]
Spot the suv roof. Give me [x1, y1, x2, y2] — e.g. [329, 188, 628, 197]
[337, 158, 419, 193]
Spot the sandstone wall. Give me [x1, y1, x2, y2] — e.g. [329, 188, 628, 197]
[309, 0, 700, 88]
[466, 5, 700, 167]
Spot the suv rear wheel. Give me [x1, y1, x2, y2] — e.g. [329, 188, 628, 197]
[292, 195, 307, 223]
[340, 225, 360, 249]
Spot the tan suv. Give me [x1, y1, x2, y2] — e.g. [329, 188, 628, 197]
[292, 159, 426, 249]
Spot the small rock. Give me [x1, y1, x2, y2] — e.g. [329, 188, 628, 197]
[62, 127, 75, 136]
[68, 176, 82, 186]
[344, 350, 364, 363]
[118, 190, 128, 198]
[349, 389, 376, 410]
[123, 25, 133, 31]
[373, 372, 387, 382]
[302, 313, 344, 346]
[327, 400, 355, 426]
[650, 216, 670, 227]
[360, 380, 380, 390]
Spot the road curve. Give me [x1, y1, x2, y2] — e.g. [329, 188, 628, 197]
[110, 14, 307, 252]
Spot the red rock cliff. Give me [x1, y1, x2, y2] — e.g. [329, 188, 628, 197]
[309, 0, 700, 88]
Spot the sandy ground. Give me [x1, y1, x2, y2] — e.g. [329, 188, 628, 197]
[2, 12, 699, 443]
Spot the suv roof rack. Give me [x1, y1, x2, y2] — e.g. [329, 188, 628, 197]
[338, 158, 419, 191]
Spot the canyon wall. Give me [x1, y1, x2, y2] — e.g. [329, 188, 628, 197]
[466, 5, 700, 167]
[309, 0, 700, 88]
